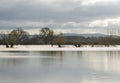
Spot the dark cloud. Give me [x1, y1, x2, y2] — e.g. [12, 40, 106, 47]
[0, 0, 120, 34]
[0, 0, 119, 21]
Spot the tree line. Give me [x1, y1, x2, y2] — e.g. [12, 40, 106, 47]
[0, 28, 66, 48]
[0, 27, 120, 48]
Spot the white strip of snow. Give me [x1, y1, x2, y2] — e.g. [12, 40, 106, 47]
[0, 45, 119, 51]
[0, 55, 53, 58]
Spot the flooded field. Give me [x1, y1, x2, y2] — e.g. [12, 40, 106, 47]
[0, 51, 120, 83]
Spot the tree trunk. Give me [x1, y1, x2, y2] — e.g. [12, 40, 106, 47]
[6, 44, 9, 48]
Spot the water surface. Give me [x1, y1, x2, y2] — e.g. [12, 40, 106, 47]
[0, 51, 120, 83]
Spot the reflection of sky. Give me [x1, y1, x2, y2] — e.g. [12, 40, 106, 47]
[82, 51, 120, 73]
[0, 51, 120, 83]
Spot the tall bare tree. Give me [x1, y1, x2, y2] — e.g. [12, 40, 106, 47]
[9, 28, 29, 47]
[40, 27, 54, 46]
[74, 36, 83, 47]
[53, 33, 66, 47]
[0, 31, 11, 48]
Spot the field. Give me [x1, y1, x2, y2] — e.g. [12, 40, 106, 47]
[0, 45, 119, 51]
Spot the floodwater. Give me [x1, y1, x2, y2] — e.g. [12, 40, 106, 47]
[0, 51, 120, 83]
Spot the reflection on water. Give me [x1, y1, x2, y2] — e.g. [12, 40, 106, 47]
[0, 51, 120, 83]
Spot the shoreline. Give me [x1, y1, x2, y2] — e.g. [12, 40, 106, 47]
[0, 45, 119, 51]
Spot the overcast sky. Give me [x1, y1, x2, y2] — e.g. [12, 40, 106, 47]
[0, 0, 120, 34]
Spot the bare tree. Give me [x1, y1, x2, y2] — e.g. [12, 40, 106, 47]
[74, 36, 83, 47]
[9, 28, 29, 47]
[40, 27, 54, 46]
[53, 33, 66, 47]
[30, 34, 44, 44]
[0, 31, 11, 48]
[88, 37, 98, 47]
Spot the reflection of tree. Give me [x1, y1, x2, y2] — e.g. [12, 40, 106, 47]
[40, 51, 64, 56]
[77, 51, 83, 60]
[0, 52, 30, 67]
[107, 51, 113, 56]
[0, 58, 28, 67]
[107, 51, 120, 57]
[38, 51, 64, 66]
[105, 51, 120, 72]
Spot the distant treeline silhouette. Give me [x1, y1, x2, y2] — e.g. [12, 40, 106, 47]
[0, 27, 120, 48]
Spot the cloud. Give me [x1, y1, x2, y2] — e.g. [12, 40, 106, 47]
[0, 0, 120, 22]
[0, 0, 120, 34]
[81, 0, 119, 6]
[89, 17, 120, 27]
